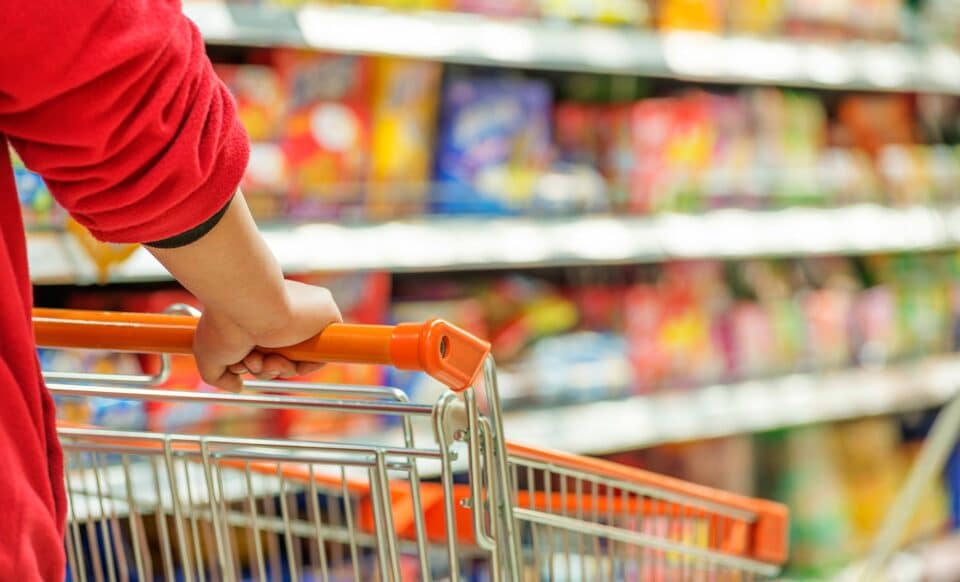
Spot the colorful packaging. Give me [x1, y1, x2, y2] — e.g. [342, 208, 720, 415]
[771, 92, 827, 206]
[851, 286, 897, 367]
[433, 77, 552, 214]
[368, 58, 442, 219]
[599, 105, 635, 210]
[527, 332, 631, 403]
[275, 50, 372, 219]
[214, 64, 286, 141]
[554, 103, 604, 168]
[704, 95, 755, 209]
[43, 348, 148, 430]
[727, 0, 783, 35]
[755, 426, 853, 578]
[837, 95, 916, 157]
[630, 96, 715, 213]
[10, 147, 62, 228]
[657, 0, 724, 32]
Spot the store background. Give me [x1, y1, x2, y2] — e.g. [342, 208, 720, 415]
[18, 0, 960, 578]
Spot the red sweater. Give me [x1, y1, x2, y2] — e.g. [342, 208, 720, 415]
[0, 1, 248, 578]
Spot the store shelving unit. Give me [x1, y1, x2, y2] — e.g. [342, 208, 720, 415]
[497, 355, 960, 455]
[27, 203, 960, 285]
[183, 1, 960, 94]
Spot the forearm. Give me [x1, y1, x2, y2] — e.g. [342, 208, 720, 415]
[146, 192, 290, 339]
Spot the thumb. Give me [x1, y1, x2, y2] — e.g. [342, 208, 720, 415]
[212, 371, 244, 393]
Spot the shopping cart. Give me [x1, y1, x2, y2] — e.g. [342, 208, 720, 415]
[35, 307, 788, 581]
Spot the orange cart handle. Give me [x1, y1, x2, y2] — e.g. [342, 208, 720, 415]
[33, 308, 490, 391]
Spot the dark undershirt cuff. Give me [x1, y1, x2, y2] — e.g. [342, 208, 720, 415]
[144, 197, 233, 249]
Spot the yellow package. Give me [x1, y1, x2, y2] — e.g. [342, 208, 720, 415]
[368, 58, 441, 219]
[658, 0, 724, 32]
[728, 0, 782, 35]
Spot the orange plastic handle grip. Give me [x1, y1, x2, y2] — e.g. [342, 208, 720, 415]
[33, 308, 491, 391]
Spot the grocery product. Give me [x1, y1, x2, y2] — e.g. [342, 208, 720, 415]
[214, 64, 286, 141]
[10, 147, 62, 228]
[368, 58, 442, 219]
[630, 95, 715, 213]
[657, 0, 725, 32]
[727, 0, 783, 34]
[756, 426, 853, 578]
[275, 50, 372, 219]
[433, 76, 553, 214]
[44, 348, 148, 430]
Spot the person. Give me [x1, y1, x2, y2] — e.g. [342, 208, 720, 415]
[0, 1, 343, 577]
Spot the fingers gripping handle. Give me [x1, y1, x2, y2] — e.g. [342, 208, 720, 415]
[32, 308, 490, 391]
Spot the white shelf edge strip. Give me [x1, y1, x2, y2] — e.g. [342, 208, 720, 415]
[28, 204, 960, 284]
[501, 356, 960, 454]
[183, 1, 960, 94]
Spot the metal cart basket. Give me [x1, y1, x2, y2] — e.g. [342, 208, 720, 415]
[35, 307, 788, 581]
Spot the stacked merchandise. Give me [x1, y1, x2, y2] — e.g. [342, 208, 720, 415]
[554, 90, 960, 213]
[17, 55, 960, 224]
[389, 253, 960, 405]
[169, 78, 960, 218]
[216, 53, 443, 220]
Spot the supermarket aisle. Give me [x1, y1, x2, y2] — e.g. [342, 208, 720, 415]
[14, 0, 960, 580]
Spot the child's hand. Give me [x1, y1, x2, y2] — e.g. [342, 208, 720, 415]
[192, 280, 342, 391]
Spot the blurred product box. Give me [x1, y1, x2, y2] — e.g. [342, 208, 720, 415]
[275, 50, 372, 219]
[433, 76, 553, 214]
[368, 58, 442, 219]
[215, 64, 286, 142]
[10, 147, 63, 228]
[44, 348, 148, 430]
[657, 0, 725, 32]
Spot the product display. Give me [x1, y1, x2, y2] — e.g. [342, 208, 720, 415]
[388, 253, 960, 406]
[20, 65, 960, 223]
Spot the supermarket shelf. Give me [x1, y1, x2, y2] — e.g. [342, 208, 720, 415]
[498, 356, 960, 455]
[27, 204, 960, 285]
[183, 1, 960, 94]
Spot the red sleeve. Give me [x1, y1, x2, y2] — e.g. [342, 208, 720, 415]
[0, 0, 249, 243]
